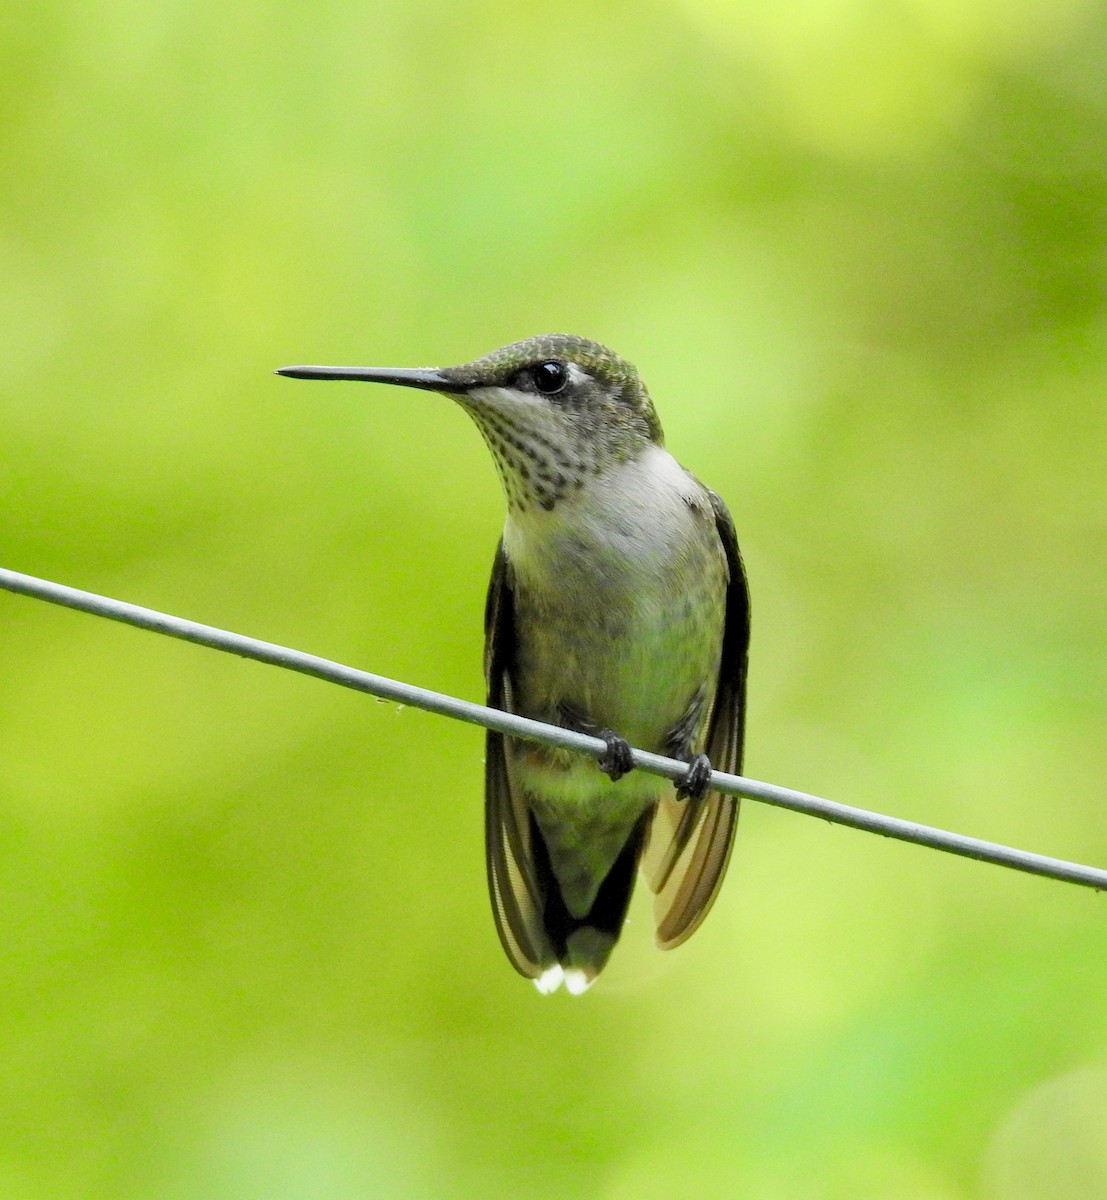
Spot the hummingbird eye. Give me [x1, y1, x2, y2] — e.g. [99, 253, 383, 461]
[531, 360, 568, 395]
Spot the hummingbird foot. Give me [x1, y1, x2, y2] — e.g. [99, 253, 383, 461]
[675, 753, 713, 801]
[596, 729, 634, 782]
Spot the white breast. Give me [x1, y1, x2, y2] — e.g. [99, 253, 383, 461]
[501, 444, 726, 750]
[502, 444, 704, 589]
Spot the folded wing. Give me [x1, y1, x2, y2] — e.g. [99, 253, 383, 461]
[644, 492, 750, 948]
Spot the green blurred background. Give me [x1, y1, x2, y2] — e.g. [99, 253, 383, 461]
[2, 1, 1106, 1196]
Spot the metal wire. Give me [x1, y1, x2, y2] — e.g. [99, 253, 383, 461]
[2, 565, 1104, 891]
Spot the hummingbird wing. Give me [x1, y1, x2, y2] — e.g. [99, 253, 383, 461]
[645, 490, 750, 949]
[482, 542, 556, 979]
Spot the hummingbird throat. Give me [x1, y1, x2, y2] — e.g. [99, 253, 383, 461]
[461, 388, 644, 515]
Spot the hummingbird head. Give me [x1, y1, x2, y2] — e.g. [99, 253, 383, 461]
[277, 335, 663, 513]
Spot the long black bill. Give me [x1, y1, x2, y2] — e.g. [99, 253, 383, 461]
[274, 365, 465, 393]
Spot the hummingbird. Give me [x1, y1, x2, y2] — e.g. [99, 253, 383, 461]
[277, 335, 749, 994]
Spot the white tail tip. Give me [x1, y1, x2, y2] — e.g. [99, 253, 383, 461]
[532, 965, 595, 995]
[534, 965, 565, 994]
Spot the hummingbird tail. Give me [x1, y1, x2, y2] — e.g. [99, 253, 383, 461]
[526, 807, 649, 993]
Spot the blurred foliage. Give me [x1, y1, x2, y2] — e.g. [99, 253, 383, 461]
[2, 0, 1106, 1197]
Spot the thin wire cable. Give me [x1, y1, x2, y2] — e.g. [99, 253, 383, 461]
[2, 565, 1104, 891]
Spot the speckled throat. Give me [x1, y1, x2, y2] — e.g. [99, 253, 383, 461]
[457, 398, 596, 513]
[457, 387, 660, 515]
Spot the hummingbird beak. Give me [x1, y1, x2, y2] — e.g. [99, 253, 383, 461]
[274, 364, 467, 393]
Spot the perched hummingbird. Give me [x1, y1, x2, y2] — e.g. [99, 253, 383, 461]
[277, 335, 749, 994]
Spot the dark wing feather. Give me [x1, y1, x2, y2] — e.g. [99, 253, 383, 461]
[483, 541, 556, 978]
[645, 491, 750, 949]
